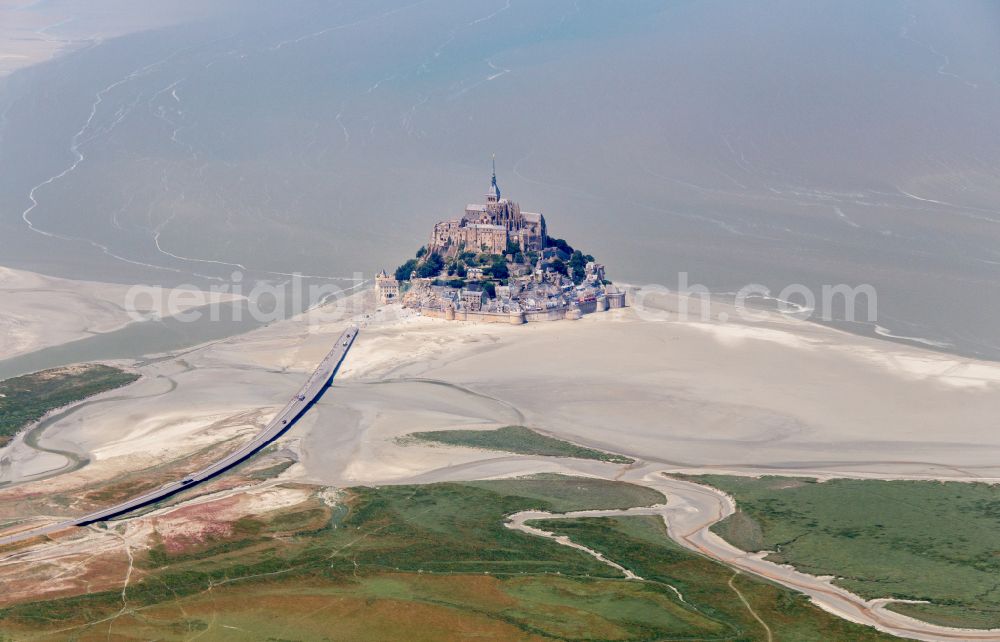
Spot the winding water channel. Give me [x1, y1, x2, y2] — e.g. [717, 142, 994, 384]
[507, 464, 1000, 642]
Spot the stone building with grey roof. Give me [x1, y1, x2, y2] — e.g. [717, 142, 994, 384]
[428, 161, 546, 257]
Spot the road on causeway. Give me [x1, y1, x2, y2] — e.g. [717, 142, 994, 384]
[0, 326, 359, 547]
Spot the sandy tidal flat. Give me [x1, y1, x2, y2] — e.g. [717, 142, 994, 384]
[0, 0, 226, 76]
[0, 266, 242, 360]
[6, 289, 1000, 524]
[297, 296, 1000, 485]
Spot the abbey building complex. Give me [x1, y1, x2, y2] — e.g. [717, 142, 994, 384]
[428, 164, 547, 257]
[376, 160, 624, 324]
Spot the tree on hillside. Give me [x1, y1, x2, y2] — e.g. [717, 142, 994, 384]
[416, 252, 445, 278]
[546, 237, 574, 255]
[569, 250, 588, 284]
[484, 255, 509, 280]
[395, 259, 418, 281]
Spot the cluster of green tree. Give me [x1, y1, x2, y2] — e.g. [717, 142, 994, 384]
[543, 238, 595, 284]
[395, 246, 445, 281]
[483, 254, 508, 280]
[443, 251, 511, 283]
[546, 236, 574, 255]
[568, 249, 594, 284]
[394, 237, 599, 288]
[505, 239, 526, 264]
[394, 259, 417, 281]
[419, 252, 444, 277]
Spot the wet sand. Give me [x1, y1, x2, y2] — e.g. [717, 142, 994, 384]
[8, 286, 1000, 495]
[0, 285, 361, 487]
[293, 295, 1000, 486]
[0, 0, 225, 76]
[0, 266, 243, 362]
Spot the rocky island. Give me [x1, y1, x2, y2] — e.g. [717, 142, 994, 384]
[377, 160, 625, 324]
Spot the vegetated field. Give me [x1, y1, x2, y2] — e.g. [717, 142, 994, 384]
[533, 514, 898, 642]
[0, 364, 138, 446]
[695, 474, 1000, 629]
[408, 425, 633, 463]
[463, 473, 660, 511]
[0, 477, 899, 641]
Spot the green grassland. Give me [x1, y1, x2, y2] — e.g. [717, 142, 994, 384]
[462, 473, 661, 511]
[0, 364, 139, 446]
[0, 476, 900, 641]
[695, 475, 1000, 629]
[533, 515, 898, 641]
[408, 425, 633, 463]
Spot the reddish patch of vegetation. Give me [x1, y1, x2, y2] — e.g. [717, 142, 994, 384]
[151, 495, 244, 553]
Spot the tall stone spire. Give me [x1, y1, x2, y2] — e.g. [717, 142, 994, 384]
[487, 153, 501, 202]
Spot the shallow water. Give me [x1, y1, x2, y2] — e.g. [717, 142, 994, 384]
[1, 0, 998, 359]
[0, 303, 260, 380]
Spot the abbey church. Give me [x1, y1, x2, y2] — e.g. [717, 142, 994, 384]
[428, 161, 547, 257]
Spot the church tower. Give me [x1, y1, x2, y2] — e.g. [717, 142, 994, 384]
[486, 154, 501, 203]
